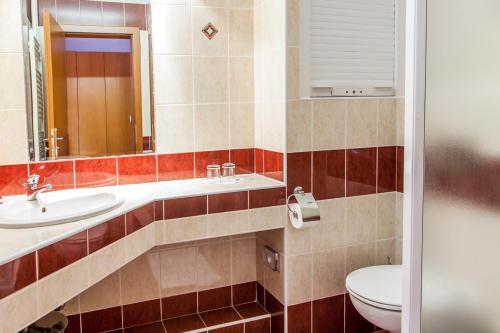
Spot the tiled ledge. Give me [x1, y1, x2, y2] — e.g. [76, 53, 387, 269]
[0, 175, 286, 333]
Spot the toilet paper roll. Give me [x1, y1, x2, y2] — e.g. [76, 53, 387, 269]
[288, 203, 320, 229]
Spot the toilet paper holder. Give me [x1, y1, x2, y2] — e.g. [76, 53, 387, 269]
[286, 186, 321, 223]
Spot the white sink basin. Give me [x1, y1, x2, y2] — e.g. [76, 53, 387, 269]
[0, 192, 125, 228]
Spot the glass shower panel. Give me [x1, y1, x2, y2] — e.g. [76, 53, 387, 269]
[422, 0, 500, 332]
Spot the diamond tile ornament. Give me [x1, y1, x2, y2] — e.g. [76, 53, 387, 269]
[202, 22, 219, 40]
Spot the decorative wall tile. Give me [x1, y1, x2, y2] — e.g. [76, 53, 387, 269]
[30, 160, 75, 191]
[75, 158, 117, 188]
[117, 155, 157, 185]
[0, 163, 28, 195]
[157, 153, 194, 181]
[193, 8, 227, 56]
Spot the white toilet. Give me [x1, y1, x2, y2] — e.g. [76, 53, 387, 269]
[346, 265, 402, 333]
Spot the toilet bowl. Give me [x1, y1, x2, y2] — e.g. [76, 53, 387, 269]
[346, 265, 402, 333]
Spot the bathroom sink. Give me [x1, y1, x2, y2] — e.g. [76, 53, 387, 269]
[0, 192, 125, 228]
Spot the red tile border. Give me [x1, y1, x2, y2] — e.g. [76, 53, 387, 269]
[126, 203, 154, 234]
[164, 196, 207, 220]
[232, 281, 257, 305]
[37, 230, 88, 279]
[162, 292, 198, 320]
[230, 149, 255, 174]
[346, 148, 377, 197]
[124, 3, 147, 30]
[234, 302, 267, 319]
[312, 295, 344, 333]
[345, 293, 376, 333]
[378, 146, 397, 193]
[249, 187, 286, 209]
[200, 307, 242, 327]
[30, 160, 75, 191]
[287, 302, 311, 333]
[264, 150, 284, 182]
[0, 164, 28, 195]
[195, 150, 230, 178]
[154, 200, 164, 221]
[88, 215, 126, 254]
[198, 286, 232, 312]
[255, 149, 264, 174]
[312, 150, 345, 200]
[163, 314, 206, 333]
[396, 146, 404, 193]
[123, 299, 161, 328]
[75, 158, 117, 188]
[157, 153, 194, 182]
[287, 152, 312, 196]
[245, 318, 270, 333]
[0, 252, 36, 300]
[81, 306, 123, 333]
[208, 323, 244, 333]
[66, 314, 81, 333]
[124, 321, 166, 333]
[118, 155, 157, 185]
[208, 191, 248, 214]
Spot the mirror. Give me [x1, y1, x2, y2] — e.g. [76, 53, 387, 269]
[21, 0, 154, 161]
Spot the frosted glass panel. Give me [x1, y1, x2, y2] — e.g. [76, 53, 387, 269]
[422, 0, 500, 332]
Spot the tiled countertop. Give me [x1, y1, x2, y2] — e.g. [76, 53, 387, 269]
[0, 174, 284, 265]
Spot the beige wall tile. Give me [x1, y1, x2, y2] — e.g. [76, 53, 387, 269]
[38, 259, 89, 316]
[0, 53, 25, 109]
[287, 254, 312, 305]
[160, 246, 198, 297]
[377, 192, 396, 240]
[161, 215, 208, 244]
[396, 97, 405, 146]
[395, 192, 404, 239]
[313, 248, 346, 300]
[287, 100, 312, 153]
[0, 0, 23, 53]
[346, 195, 377, 245]
[378, 98, 397, 146]
[287, 47, 299, 100]
[287, 0, 299, 46]
[249, 206, 286, 232]
[312, 198, 346, 251]
[61, 296, 80, 316]
[120, 252, 161, 305]
[192, 0, 227, 7]
[229, 9, 253, 56]
[286, 225, 311, 256]
[156, 105, 194, 154]
[88, 237, 128, 285]
[231, 237, 257, 284]
[264, 251, 285, 303]
[152, 0, 191, 5]
[126, 224, 156, 261]
[261, 100, 286, 152]
[395, 239, 403, 265]
[194, 104, 229, 151]
[312, 99, 346, 151]
[346, 242, 376, 275]
[376, 239, 396, 265]
[346, 99, 378, 148]
[80, 272, 121, 312]
[228, 0, 253, 8]
[197, 240, 231, 290]
[194, 57, 229, 103]
[257, 228, 284, 253]
[0, 109, 28, 165]
[256, 236, 265, 285]
[230, 103, 254, 149]
[207, 210, 249, 237]
[229, 57, 254, 103]
[192, 7, 228, 56]
[0, 284, 38, 333]
[154, 55, 193, 105]
[152, 4, 192, 55]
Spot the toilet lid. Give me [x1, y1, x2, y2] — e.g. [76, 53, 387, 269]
[346, 265, 402, 310]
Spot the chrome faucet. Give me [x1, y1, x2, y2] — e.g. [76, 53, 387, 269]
[25, 174, 52, 201]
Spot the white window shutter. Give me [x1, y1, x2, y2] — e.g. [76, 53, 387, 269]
[309, 0, 396, 95]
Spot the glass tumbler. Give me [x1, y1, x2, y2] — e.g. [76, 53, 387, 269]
[207, 164, 221, 183]
[222, 163, 236, 178]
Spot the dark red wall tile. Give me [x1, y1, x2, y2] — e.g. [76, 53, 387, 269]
[208, 323, 244, 333]
[234, 302, 267, 319]
[245, 318, 270, 333]
[287, 152, 312, 196]
[118, 155, 157, 185]
[88, 215, 125, 254]
[38, 0, 56, 25]
[0, 252, 36, 300]
[232, 281, 256, 305]
[125, 3, 147, 30]
[164, 196, 207, 219]
[264, 290, 284, 314]
[201, 307, 241, 326]
[249, 187, 286, 209]
[81, 306, 123, 333]
[256, 283, 265, 307]
[255, 149, 264, 174]
[198, 286, 232, 312]
[264, 150, 284, 182]
[38, 230, 88, 279]
[313, 150, 345, 200]
[230, 149, 255, 174]
[397, 146, 404, 193]
[157, 153, 194, 182]
[345, 294, 375, 333]
[154, 200, 164, 221]
[75, 158, 117, 188]
[124, 321, 165, 333]
[163, 313, 205, 332]
[377, 146, 397, 193]
[30, 160, 75, 191]
[102, 2, 125, 26]
[271, 314, 284, 333]
[126, 203, 154, 234]
[80, 0, 103, 26]
[312, 295, 344, 333]
[287, 302, 311, 333]
[0, 164, 28, 195]
[208, 191, 248, 214]
[56, 0, 80, 25]
[162, 292, 198, 319]
[123, 299, 161, 328]
[66, 314, 81, 333]
[195, 150, 230, 178]
[346, 148, 377, 197]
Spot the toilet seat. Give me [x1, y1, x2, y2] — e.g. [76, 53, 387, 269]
[346, 265, 402, 312]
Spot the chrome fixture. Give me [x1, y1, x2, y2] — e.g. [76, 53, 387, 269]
[286, 186, 321, 222]
[24, 174, 52, 201]
[263, 245, 280, 272]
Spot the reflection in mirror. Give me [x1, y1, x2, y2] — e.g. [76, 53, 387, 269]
[22, 0, 154, 161]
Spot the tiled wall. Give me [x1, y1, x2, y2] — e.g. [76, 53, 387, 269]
[0, 0, 29, 165]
